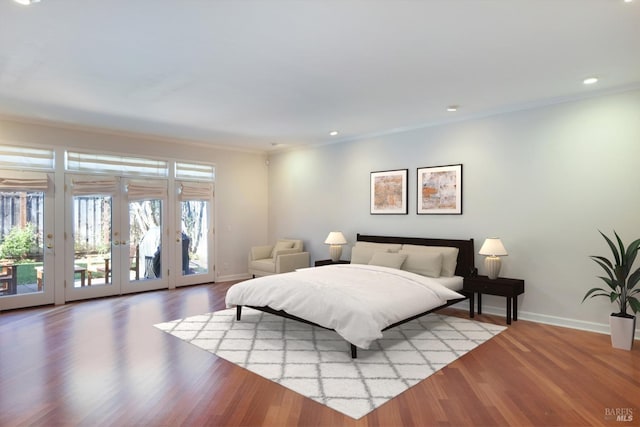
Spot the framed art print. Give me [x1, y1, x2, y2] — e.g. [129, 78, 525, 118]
[370, 169, 408, 214]
[417, 164, 462, 214]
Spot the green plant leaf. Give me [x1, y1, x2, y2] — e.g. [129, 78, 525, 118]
[628, 297, 640, 314]
[614, 265, 626, 284]
[1, 224, 37, 260]
[591, 255, 613, 270]
[582, 287, 610, 302]
[610, 292, 620, 303]
[591, 256, 614, 280]
[627, 268, 640, 290]
[600, 230, 621, 266]
[614, 231, 626, 261]
[596, 276, 617, 291]
[624, 239, 640, 273]
[585, 231, 640, 314]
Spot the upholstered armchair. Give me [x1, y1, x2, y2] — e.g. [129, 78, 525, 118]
[248, 238, 310, 277]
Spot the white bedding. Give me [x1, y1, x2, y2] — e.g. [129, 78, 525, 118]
[225, 264, 464, 349]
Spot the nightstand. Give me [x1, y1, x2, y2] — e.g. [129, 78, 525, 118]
[314, 259, 350, 266]
[463, 275, 525, 325]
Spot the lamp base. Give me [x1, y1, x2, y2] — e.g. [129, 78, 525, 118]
[329, 245, 342, 262]
[484, 256, 502, 279]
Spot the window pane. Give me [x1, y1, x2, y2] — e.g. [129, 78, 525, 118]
[0, 191, 45, 296]
[175, 162, 215, 181]
[131, 200, 163, 280]
[181, 200, 208, 275]
[0, 146, 54, 170]
[67, 151, 168, 178]
[73, 195, 112, 287]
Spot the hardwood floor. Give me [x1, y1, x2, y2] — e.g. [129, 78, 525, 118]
[1, 281, 638, 427]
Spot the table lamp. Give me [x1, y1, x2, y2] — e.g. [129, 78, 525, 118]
[479, 238, 508, 279]
[324, 232, 347, 262]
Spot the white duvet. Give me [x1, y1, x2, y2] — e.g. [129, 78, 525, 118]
[225, 264, 464, 349]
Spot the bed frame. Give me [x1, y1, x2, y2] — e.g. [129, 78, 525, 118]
[237, 233, 475, 358]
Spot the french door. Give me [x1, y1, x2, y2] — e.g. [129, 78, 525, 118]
[0, 171, 55, 311]
[175, 180, 214, 286]
[121, 179, 168, 293]
[65, 175, 168, 301]
[0, 147, 215, 309]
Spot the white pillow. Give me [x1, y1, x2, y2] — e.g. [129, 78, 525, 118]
[355, 241, 403, 253]
[399, 251, 443, 278]
[271, 240, 295, 258]
[351, 246, 388, 264]
[368, 252, 407, 269]
[400, 245, 459, 277]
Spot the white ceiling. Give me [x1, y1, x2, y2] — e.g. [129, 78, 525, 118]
[1, 0, 639, 152]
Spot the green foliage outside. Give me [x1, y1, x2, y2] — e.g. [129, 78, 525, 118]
[14, 263, 88, 286]
[0, 224, 37, 262]
[16, 263, 40, 286]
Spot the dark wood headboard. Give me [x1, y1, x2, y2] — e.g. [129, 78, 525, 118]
[356, 233, 475, 277]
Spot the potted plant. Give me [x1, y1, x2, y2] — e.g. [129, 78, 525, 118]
[582, 231, 640, 350]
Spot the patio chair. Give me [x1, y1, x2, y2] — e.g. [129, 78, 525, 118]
[87, 257, 110, 285]
[0, 264, 17, 295]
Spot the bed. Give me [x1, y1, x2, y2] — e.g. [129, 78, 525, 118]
[226, 234, 475, 358]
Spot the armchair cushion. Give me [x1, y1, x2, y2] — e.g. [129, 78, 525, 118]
[249, 238, 308, 277]
[271, 240, 295, 258]
[250, 245, 273, 261]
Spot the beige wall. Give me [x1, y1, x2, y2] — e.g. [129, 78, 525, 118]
[267, 89, 640, 334]
[0, 118, 269, 283]
[4, 88, 639, 333]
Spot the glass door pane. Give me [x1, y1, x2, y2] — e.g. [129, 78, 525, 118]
[180, 200, 208, 275]
[65, 194, 117, 302]
[74, 195, 112, 287]
[121, 196, 167, 293]
[0, 192, 44, 296]
[176, 198, 214, 286]
[129, 199, 162, 281]
[65, 174, 121, 302]
[0, 173, 55, 311]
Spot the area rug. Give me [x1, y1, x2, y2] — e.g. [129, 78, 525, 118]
[154, 307, 506, 419]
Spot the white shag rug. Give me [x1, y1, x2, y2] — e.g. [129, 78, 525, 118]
[155, 307, 505, 419]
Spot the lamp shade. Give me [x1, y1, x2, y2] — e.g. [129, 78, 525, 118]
[479, 238, 508, 256]
[324, 232, 347, 262]
[324, 232, 347, 245]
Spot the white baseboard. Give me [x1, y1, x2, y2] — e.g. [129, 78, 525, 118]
[451, 300, 640, 337]
[215, 273, 251, 282]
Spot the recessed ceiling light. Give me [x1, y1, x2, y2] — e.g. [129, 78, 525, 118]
[329, 130, 339, 136]
[13, 0, 41, 5]
[447, 106, 458, 112]
[624, 0, 632, 3]
[583, 77, 599, 85]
